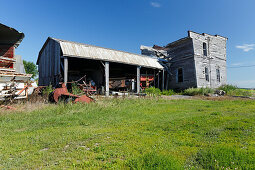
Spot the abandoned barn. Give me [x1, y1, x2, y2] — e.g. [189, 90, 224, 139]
[141, 31, 227, 89]
[0, 23, 26, 74]
[37, 38, 163, 95]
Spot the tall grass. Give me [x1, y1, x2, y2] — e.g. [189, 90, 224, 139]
[194, 146, 255, 169]
[218, 85, 253, 97]
[42, 85, 53, 95]
[144, 87, 162, 96]
[182, 87, 215, 96]
[144, 87, 176, 96]
[126, 152, 182, 169]
[71, 83, 83, 95]
[162, 89, 175, 96]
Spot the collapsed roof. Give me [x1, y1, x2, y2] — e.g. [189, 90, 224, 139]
[0, 23, 24, 47]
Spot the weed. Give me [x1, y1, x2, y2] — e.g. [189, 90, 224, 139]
[126, 152, 182, 169]
[194, 146, 255, 169]
[218, 84, 238, 92]
[162, 89, 175, 96]
[182, 87, 215, 96]
[71, 83, 83, 95]
[144, 87, 162, 96]
[42, 85, 53, 95]
[218, 85, 253, 97]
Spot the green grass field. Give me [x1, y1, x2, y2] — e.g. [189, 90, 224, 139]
[0, 98, 255, 169]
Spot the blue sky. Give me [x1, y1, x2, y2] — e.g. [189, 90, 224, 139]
[1, 0, 255, 88]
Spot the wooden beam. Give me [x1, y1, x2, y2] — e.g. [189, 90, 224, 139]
[137, 66, 141, 94]
[105, 61, 109, 97]
[64, 57, 68, 85]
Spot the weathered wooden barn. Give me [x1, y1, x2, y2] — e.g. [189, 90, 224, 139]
[0, 23, 35, 100]
[141, 31, 227, 89]
[37, 37, 163, 95]
[0, 23, 24, 72]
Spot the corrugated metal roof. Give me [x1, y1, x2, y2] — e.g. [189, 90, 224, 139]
[53, 38, 163, 69]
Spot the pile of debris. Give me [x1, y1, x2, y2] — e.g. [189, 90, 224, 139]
[0, 23, 37, 101]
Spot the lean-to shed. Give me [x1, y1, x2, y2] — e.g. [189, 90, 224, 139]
[37, 37, 163, 95]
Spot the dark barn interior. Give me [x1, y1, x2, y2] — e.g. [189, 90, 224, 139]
[66, 57, 158, 93]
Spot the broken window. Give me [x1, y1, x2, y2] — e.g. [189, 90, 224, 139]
[203, 42, 207, 56]
[216, 68, 220, 82]
[205, 67, 209, 82]
[177, 68, 183, 83]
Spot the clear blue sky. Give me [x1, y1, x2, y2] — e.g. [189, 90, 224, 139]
[1, 0, 255, 88]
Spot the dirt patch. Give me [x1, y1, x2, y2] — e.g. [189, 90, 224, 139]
[192, 95, 253, 101]
[162, 95, 253, 101]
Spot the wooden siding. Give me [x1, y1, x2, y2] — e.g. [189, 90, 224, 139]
[38, 39, 61, 86]
[166, 39, 197, 89]
[190, 32, 227, 88]
[140, 31, 227, 90]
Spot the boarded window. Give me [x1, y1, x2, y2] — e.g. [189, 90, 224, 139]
[177, 68, 183, 83]
[203, 42, 207, 56]
[216, 68, 220, 82]
[205, 67, 209, 82]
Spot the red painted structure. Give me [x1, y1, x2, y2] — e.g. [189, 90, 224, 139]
[140, 75, 154, 89]
[0, 46, 14, 68]
[0, 23, 24, 72]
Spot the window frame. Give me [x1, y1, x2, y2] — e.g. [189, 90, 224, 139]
[205, 67, 209, 82]
[216, 68, 220, 82]
[176, 67, 184, 83]
[203, 42, 207, 56]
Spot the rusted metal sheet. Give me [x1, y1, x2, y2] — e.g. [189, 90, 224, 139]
[53, 38, 163, 70]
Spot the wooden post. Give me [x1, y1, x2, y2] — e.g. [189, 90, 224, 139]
[132, 79, 135, 92]
[162, 69, 165, 90]
[64, 57, 68, 85]
[105, 61, 109, 97]
[137, 66, 141, 94]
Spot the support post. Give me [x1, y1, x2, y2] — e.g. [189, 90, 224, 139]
[132, 79, 135, 92]
[64, 57, 68, 85]
[137, 66, 141, 94]
[105, 61, 109, 97]
[162, 69, 165, 90]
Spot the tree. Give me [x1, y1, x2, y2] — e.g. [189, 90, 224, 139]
[23, 60, 38, 79]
